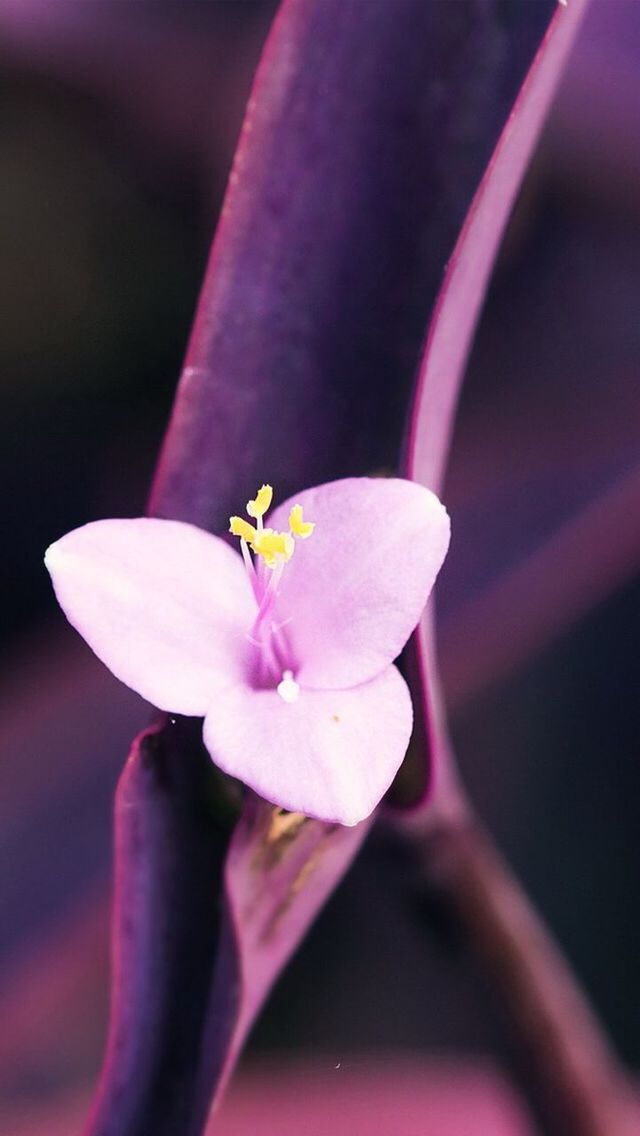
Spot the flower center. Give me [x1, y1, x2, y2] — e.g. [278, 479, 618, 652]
[229, 484, 314, 697]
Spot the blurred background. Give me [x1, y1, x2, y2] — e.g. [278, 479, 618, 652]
[0, 1, 638, 1133]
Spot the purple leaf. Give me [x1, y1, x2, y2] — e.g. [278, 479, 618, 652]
[210, 803, 370, 1096]
[149, 0, 556, 529]
[86, 2, 567, 1134]
[399, 0, 589, 813]
[85, 721, 234, 1136]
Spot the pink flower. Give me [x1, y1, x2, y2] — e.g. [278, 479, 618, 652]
[44, 478, 449, 826]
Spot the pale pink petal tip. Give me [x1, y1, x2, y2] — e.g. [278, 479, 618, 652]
[269, 477, 450, 689]
[44, 517, 254, 717]
[203, 664, 413, 827]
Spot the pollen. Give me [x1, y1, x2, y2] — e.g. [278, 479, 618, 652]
[229, 485, 314, 570]
[252, 528, 294, 569]
[288, 503, 315, 539]
[229, 516, 257, 543]
[247, 484, 273, 519]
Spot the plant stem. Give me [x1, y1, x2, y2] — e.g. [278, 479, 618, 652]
[416, 817, 636, 1136]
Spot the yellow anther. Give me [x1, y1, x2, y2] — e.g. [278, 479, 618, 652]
[288, 503, 315, 539]
[251, 527, 294, 569]
[229, 516, 257, 543]
[231, 486, 308, 571]
[246, 484, 273, 519]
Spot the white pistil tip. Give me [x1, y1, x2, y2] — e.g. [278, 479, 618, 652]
[277, 670, 300, 704]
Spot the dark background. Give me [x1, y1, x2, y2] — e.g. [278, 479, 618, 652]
[0, 2, 638, 1132]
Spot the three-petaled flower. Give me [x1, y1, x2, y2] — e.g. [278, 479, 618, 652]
[45, 478, 450, 825]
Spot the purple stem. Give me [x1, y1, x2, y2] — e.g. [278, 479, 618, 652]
[395, 1, 637, 1131]
[413, 819, 638, 1136]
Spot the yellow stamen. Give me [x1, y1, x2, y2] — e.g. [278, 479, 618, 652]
[229, 485, 314, 571]
[251, 527, 294, 569]
[288, 503, 315, 539]
[229, 516, 257, 543]
[247, 484, 273, 519]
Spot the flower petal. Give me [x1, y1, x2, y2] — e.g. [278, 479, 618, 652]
[203, 664, 413, 826]
[268, 478, 450, 689]
[45, 518, 255, 716]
